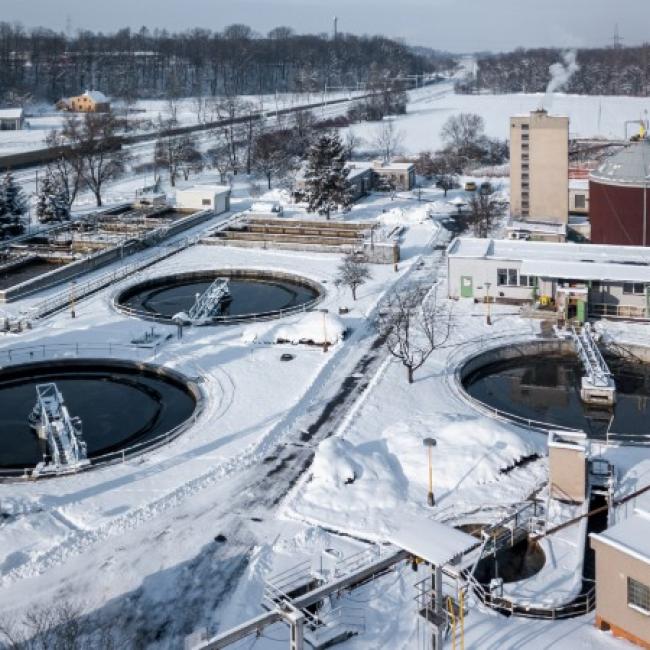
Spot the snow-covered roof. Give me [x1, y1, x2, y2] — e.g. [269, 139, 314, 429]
[373, 161, 414, 171]
[83, 90, 109, 103]
[176, 184, 230, 195]
[591, 509, 650, 565]
[0, 108, 23, 119]
[507, 220, 567, 235]
[569, 179, 589, 191]
[449, 237, 650, 267]
[385, 514, 477, 566]
[520, 259, 650, 283]
[346, 162, 373, 181]
[590, 139, 650, 187]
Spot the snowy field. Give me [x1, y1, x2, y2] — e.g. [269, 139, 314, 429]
[345, 83, 650, 156]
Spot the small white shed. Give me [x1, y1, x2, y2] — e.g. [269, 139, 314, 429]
[175, 185, 231, 214]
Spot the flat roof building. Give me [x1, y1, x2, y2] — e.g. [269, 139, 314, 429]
[447, 237, 650, 321]
[175, 184, 231, 214]
[510, 109, 569, 225]
[0, 108, 24, 131]
[591, 493, 650, 648]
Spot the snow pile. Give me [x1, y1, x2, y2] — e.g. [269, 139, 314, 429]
[285, 408, 546, 540]
[242, 311, 346, 345]
[378, 205, 431, 226]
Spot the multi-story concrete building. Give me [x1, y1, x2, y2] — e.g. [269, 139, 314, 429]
[510, 109, 569, 225]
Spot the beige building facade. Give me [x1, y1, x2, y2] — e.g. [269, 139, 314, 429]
[591, 504, 650, 649]
[510, 109, 569, 224]
[548, 431, 588, 503]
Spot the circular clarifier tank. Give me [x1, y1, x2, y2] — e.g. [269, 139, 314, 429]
[0, 359, 200, 473]
[115, 269, 324, 324]
[460, 341, 650, 441]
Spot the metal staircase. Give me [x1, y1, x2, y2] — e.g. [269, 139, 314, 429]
[29, 383, 88, 475]
[188, 278, 231, 322]
[570, 323, 616, 405]
[572, 324, 613, 388]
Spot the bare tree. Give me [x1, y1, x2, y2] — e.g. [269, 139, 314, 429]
[253, 130, 293, 189]
[378, 286, 453, 384]
[468, 190, 506, 238]
[440, 113, 485, 153]
[0, 599, 118, 649]
[335, 253, 372, 300]
[44, 130, 83, 208]
[207, 129, 232, 183]
[61, 114, 128, 207]
[373, 119, 403, 163]
[344, 129, 362, 160]
[154, 135, 201, 186]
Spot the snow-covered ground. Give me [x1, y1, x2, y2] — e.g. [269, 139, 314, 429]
[344, 83, 649, 156]
[2, 84, 650, 649]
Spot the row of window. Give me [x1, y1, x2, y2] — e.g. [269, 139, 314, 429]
[592, 281, 647, 295]
[497, 268, 536, 288]
[628, 577, 650, 613]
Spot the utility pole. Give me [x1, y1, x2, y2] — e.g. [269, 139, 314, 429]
[612, 24, 623, 49]
[333, 16, 338, 41]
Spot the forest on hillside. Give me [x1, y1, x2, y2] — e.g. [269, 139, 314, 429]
[457, 45, 650, 96]
[0, 23, 451, 104]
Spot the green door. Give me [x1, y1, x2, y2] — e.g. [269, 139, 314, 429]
[460, 276, 473, 298]
[576, 300, 586, 323]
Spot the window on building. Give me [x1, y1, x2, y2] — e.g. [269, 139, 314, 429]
[497, 269, 508, 286]
[508, 269, 518, 286]
[521, 124, 529, 130]
[574, 194, 586, 209]
[521, 163, 529, 171]
[522, 144, 529, 150]
[623, 283, 646, 295]
[522, 134, 529, 141]
[628, 578, 650, 613]
[202, 198, 211, 206]
[519, 275, 535, 287]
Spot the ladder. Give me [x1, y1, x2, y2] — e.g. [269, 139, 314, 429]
[188, 278, 231, 322]
[29, 383, 87, 472]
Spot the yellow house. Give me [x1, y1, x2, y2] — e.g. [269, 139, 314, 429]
[58, 90, 110, 113]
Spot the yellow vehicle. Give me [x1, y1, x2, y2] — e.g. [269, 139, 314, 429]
[464, 181, 477, 192]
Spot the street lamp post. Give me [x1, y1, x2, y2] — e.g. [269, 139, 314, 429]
[423, 437, 437, 506]
[485, 281, 492, 325]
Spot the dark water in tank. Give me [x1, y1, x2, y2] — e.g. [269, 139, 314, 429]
[122, 277, 318, 319]
[456, 524, 545, 584]
[463, 353, 650, 440]
[0, 365, 196, 469]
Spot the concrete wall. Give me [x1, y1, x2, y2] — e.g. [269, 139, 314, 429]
[549, 445, 587, 502]
[510, 111, 569, 224]
[447, 256, 534, 301]
[176, 189, 230, 213]
[569, 187, 590, 215]
[592, 538, 650, 648]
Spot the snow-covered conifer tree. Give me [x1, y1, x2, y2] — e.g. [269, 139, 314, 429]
[303, 133, 351, 219]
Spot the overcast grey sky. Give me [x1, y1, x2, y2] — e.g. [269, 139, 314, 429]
[4, 0, 648, 52]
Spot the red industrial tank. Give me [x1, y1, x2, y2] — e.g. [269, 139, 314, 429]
[589, 140, 650, 246]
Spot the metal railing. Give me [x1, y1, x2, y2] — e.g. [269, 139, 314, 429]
[0, 342, 206, 482]
[22, 233, 200, 321]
